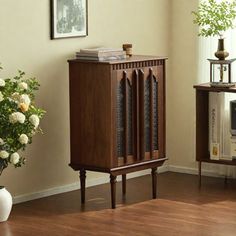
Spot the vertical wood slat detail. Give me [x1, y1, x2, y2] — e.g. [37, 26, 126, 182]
[139, 69, 145, 160]
[149, 68, 154, 159]
[111, 60, 164, 71]
[133, 70, 139, 161]
[153, 77, 158, 151]
[123, 71, 128, 164]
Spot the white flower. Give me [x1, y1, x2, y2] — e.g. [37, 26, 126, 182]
[18, 134, 29, 145]
[0, 150, 9, 159]
[10, 152, 20, 164]
[0, 138, 4, 145]
[0, 91, 3, 102]
[9, 112, 26, 124]
[18, 82, 28, 90]
[20, 94, 31, 106]
[0, 78, 5, 87]
[29, 114, 40, 128]
[11, 92, 20, 102]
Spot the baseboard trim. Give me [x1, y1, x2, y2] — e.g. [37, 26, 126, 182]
[13, 165, 169, 204]
[13, 164, 228, 204]
[168, 164, 225, 178]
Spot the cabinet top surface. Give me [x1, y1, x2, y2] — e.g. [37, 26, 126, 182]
[194, 83, 236, 93]
[68, 55, 168, 64]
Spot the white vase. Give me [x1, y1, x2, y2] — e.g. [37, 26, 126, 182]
[0, 187, 12, 222]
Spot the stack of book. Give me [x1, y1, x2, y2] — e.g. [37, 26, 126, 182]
[209, 92, 232, 160]
[76, 47, 126, 61]
[209, 92, 224, 160]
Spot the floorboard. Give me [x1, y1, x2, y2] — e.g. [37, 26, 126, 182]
[1, 172, 236, 236]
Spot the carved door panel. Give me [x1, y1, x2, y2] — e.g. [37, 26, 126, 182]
[115, 65, 164, 166]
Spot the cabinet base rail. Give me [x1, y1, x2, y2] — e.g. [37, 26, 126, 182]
[79, 167, 160, 209]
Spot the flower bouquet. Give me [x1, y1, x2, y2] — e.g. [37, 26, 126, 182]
[0, 66, 45, 175]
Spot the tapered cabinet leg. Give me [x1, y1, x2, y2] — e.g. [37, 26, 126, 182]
[151, 167, 157, 199]
[224, 176, 228, 186]
[110, 174, 117, 209]
[122, 174, 126, 195]
[79, 169, 86, 204]
[198, 161, 201, 188]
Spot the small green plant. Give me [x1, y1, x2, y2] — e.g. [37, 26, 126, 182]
[192, 0, 236, 37]
[0, 65, 45, 175]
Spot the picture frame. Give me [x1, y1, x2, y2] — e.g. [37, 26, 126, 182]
[50, 0, 88, 39]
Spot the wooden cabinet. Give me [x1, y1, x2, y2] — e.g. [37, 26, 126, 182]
[68, 55, 167, 208]
[194, 83, 236, 186]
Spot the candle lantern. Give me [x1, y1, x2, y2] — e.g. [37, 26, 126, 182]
[208, 58, 236, 87]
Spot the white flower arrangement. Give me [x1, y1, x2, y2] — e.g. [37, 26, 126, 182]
[18, 82, 28, 90]
[0, 67, 45, 175]
[0, 151, 9, 159]
[9, 112, 26, 124]
[18, 134, 29, 145]
[0, 92, 3, 102]
[10, 153, 20, 165]
[29, 114, 40, 128]
[0, 78, 5, 87]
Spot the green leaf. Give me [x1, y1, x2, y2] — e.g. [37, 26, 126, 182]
[192, 0, 236, 37]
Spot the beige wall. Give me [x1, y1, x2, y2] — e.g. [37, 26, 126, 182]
[0, 0, 170, 197]
[167, 0, 199, 169]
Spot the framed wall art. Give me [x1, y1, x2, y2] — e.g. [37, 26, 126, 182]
[50, 0, 88, 39]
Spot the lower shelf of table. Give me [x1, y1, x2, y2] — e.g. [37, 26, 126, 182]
[197, 158, 236, 166]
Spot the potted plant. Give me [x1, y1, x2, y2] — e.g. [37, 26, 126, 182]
[192, 0, 236, 60]
[0, 65, 45, 222]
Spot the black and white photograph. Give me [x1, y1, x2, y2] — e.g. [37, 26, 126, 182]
[51, 0, 87, 39]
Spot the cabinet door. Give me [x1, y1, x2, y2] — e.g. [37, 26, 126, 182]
[115, 64, 165, 166]
[139, 67, 159, 160]
[137, 66, 165, 161]
[116, 69, 134, 165]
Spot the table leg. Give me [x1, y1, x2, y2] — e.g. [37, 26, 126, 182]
[198, 161, 201, 188]
[151, 167, 157, 199]
[122, 174, 126, 195]
[79, 169, 86, 204]
[110, 174, 117, 209]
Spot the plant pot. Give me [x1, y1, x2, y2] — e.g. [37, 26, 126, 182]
[0, 186, 12, 222]
[215, 38, 229, 60]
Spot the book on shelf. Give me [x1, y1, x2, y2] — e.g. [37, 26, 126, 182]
[208, 92, 232, 161]
[230, 136, 236, 160]
[221, 93, 234, 161]
[209, 92, 224, 160]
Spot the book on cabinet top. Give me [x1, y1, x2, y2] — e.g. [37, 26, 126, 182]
[78, 47, 125, 57]
[76, 54, 126, 61]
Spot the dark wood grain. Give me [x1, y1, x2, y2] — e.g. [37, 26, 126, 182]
[122, 174, 126, 195]
[3, 172, 236, 236]
[195, 89, 209, 162]
[68, 55, 168, 65]
[110, 174, 117, 209]
[151, 167, 157, 198]
[123, 71, 128, 164]
[149, 68, 154, 159]
[68, 56, 167, 208]
[194, 83, 236, 93]
[79, 169, 86, 204]
[69, 62, 113, 169]
[134, 69, 140, 162]
[139, 69, 145, 160]
[157, 64, 165, 158]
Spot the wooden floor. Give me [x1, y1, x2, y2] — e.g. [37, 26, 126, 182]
[1, 172, 236, 236]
